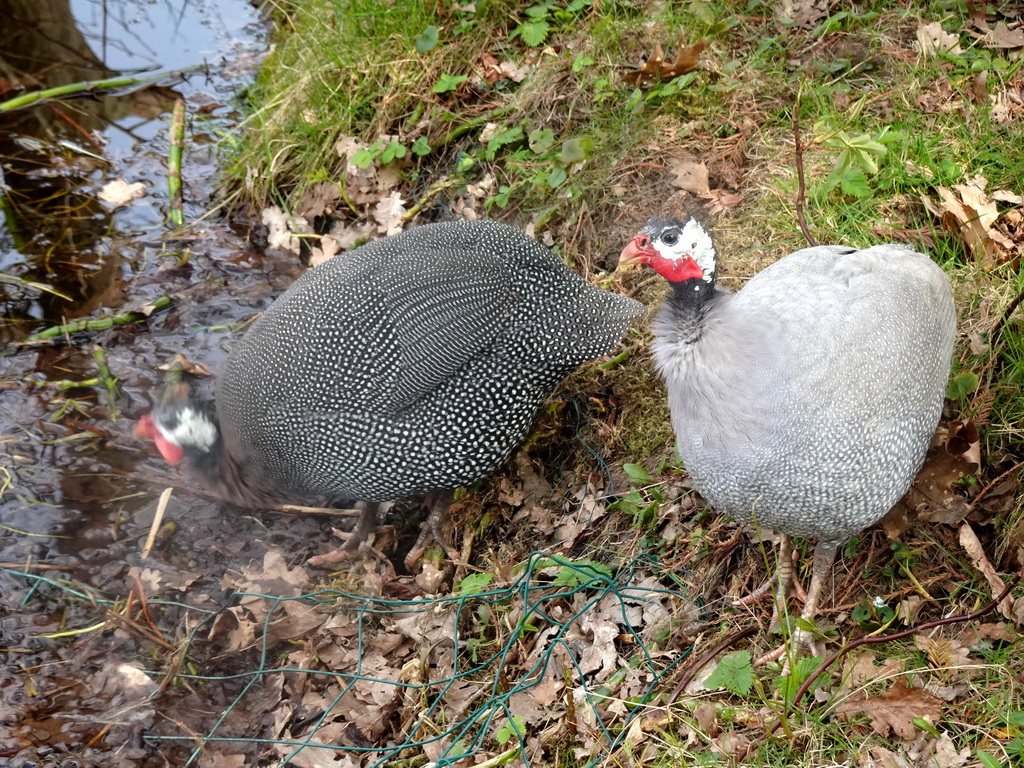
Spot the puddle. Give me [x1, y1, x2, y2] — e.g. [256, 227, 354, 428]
[0, 1, 349, 764]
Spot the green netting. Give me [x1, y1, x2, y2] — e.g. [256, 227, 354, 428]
[6, 553, 697, 767]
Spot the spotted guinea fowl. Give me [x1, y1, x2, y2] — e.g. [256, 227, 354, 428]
[620, 202, 955, 655]
[138, 219, 642, 565]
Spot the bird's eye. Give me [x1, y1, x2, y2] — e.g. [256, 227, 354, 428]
[662, 230, 679, 246]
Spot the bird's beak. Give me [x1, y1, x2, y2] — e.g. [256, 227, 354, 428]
[618, 235, 655, 269]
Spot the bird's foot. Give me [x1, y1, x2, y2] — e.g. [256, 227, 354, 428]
[755, 626, 827, 672]
[404, 491, 461, 570]
[307, 501, 389, 567]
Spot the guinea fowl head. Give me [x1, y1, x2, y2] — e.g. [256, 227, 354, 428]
[135, 381, 220, 468]
[619, 215, 718, 289]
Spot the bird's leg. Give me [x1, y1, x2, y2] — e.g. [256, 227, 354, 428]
[404, 489, 461, 569]
[343, 500, 382, 551]
[790, 540, 838, 654]
[758, 538, 836, 670]
[769, 534, 795, 632]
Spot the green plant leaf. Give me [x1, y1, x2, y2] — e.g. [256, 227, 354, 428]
[547, 165, 568, 187]
[705, 650, 754, 695]
[433, 73, 469, 93]
[496, 715, 526, 745]
[560, 137, 593, 164]
[946, 371, 978, 400]
[515, 20, 549, 46]
[485, 124, 524, 158]
[528, 128, 555, 154]
[415, 25, 439, 53]
[622, 463, 652, 482]
[380, 141, 406, 164]
[410, 136, 431, 156]
[572, 54, 595, 72]
[839, 165, 871, 198]
[351, 140, 384, 169]
[975, 749, 1004, 768]
[457, 572, 495, 595]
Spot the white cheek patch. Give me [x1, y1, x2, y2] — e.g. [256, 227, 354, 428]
[163, 406, 218, 451]
[680, 219, 716, 282]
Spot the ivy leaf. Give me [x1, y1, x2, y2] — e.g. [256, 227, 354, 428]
[415, 25, 439, 53]
[705, 650, 754, 695]
[433, 73, 469, 93]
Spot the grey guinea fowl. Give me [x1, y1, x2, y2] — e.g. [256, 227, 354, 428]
[138, 219, 643, 566]
[620, 204, 955, 655]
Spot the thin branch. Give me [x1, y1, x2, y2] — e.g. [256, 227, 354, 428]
[665, 626, 758, 705]
[793, 82, 818, 248]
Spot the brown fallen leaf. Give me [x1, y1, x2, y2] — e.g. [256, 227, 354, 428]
[158, 353, 215, 377]
[983, 21, 1024, 50]
[776, 0, 829, 29]
[623, 40, 708, 87]
[916, 22, 963, 57]
[901, 421, 979, 527]
[835, 677, 943, 739]
[959, 523, 1015, 619]
[669, 158, 710, 196]
[98, 178, 146, 206]
[922, 176, 1023, 269]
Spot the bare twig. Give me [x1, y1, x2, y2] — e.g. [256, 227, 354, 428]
[793, 83, 818, 248]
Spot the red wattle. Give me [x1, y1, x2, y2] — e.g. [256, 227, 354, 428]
[652, 254, 704, 282]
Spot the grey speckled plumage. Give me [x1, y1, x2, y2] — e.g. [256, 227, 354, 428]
[651, 243, 955, 543]
[621, 212, 955, 653]
[143, 220, 642, 560]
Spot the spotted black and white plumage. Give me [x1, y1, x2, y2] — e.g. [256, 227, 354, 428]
[146, 220, 642, 513]
[621, 209, 955, 652]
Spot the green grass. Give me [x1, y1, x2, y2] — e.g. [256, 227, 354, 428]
[222, 1, 1024, 765]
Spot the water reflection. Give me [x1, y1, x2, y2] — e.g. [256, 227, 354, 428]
[0, 0, 263, 339]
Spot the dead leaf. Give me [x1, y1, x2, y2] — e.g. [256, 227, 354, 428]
[916, 22, 963, 57]
[98, 178, 146, 205]
[922, 176, 1022, 269]
[775, 0, 829, 28]
[836, 677, 943, 739]
[262, 205, 311, 255]
[959, 523, 1015, 619]
[703, 188, 743, 216]
[669, 158, 710, 196]
[623, 40, 708, 87]
[371, 190, 407, 236]
[983, 21, 1024, 50]
[914, 632, 971, 673]
[903, 422, 979, 526]
[158, 353, 216, 377]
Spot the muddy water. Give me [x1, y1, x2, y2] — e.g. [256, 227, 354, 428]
[0, 2, 347, 765]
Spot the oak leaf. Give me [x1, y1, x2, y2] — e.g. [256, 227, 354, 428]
[835, 677, 943, 739]
[623, 40, 707, 87]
